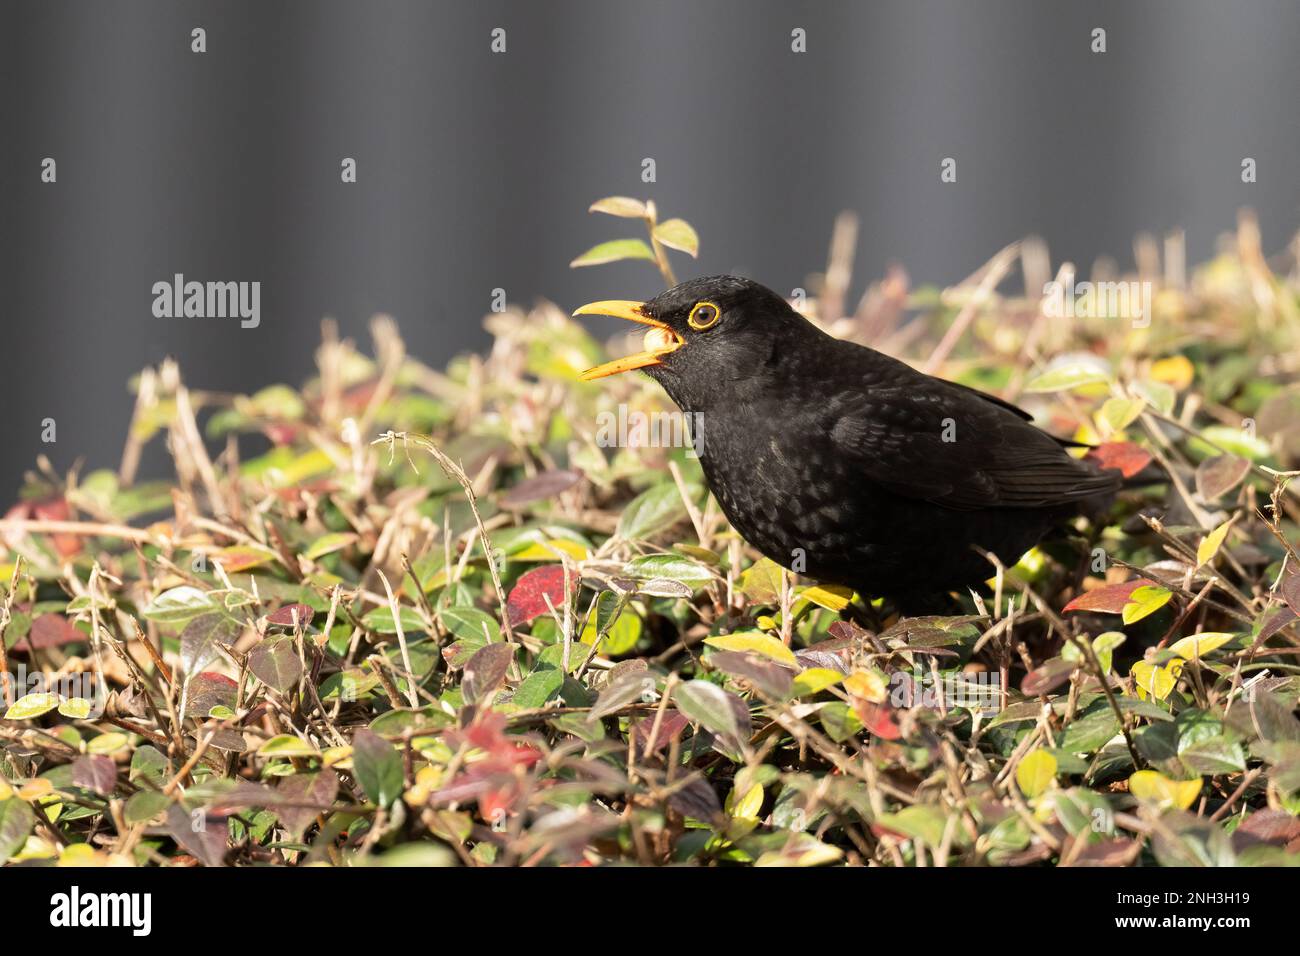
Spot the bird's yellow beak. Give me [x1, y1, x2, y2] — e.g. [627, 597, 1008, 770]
[573, 300, 685, 380]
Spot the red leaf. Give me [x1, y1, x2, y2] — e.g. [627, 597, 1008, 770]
[631, 710, 690, 753]
[1062, 578, 1152, 614]
[853, 700, 902, 740]
[31, 497, 82, 557]
[11, 614, 83, 653]
[506, 565, 577, 627]
[1086, 442, 1153, 479]
[266, 603, 315, 627]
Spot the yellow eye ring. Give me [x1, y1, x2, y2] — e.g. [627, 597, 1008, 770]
[688, 301, 721, 330]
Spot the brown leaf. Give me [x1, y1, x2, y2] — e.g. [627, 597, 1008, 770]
[462, 642, 515, 706]
[72, 755, 117, 797]
[266, 603, 315, 628]
[273, 770, 340, 839]
[499, 469, 583, 508]
[1196, 454, 1251, 501]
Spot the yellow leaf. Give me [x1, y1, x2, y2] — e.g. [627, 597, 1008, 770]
[704, 631, 797, 666]
[87, 732, 129, 756]
[588, 196, 648, 218]
[791, 668, 844, 697]
[1196, 520, 1231, 568]
[1121, 585, 1172, 625]
[1016, 749, 1058, 799]
[1128, 769, 1200, 809]
[17, 778, 54, 801]
[58, 843, 105, 867]
[1169, 632, 1238, 661]
[842, 669, 888, 703]
[322, 746, 353, 769]
[798, 584, 854, 612]
[1131, 659, 1183, 701]
[1150, 355, 1195, 390]
[258, 734, 320, 758]
[511, 539, 590, 562]
[1097, 397, 1145, 435]
[726, 782, 764, 820]
[739, 557, 785, 604]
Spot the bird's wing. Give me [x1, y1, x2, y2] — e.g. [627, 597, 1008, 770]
[826, 382, 1120, 511]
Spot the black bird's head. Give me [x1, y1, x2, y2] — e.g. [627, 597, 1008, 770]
[574, 276, 819, 406]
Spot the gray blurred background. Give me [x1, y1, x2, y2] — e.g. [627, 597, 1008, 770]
[3, 0, 1299, 498]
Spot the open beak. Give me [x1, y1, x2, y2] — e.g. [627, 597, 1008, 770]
[573, 300, 685, 380]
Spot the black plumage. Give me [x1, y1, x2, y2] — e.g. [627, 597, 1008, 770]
[576, 276, 1122, 612]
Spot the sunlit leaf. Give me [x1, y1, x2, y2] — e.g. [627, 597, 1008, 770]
[570, 239, 655, 268]
[1195, 519, 1232, 568]
[1016, 749, 1058, 799]
[1121, 585, 1173, 624]
[653, 218, 699, 257]
[1128, 769, 1200, 810]
[1168, 631, 1239, 661]
[588, 196, 647, 218]
[704, 631, 797, 666]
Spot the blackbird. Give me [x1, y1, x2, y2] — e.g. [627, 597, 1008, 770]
[575, 276, 1122, 613]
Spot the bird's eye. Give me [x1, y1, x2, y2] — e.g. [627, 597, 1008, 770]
[688, 301, 721, 330]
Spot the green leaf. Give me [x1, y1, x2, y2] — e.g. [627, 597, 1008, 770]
[616, 482, 694, 541]
[1016, 749, 1058, 798]
[440, 606, 502, 644]
[653, 218, 699, 257]
[623, 553, 714, 587]
[124, 790, 171, 825]
[588, 196, 648, 218]
[142, 585, 217, 625]
[512, 667, 564, 709]
[352, 729, 404, 807]
[1055, 703, 1122, 754]
[1190, 425, 1274, 463]
[673, 680, 742, 742]
[5, 693, 60, 720]
[0, 799, 36, 862]
[303, 532, 357, 560]
[570, 239, 655, 268]
[362, 605, 428, 635]
[1023, 355, 1112, 393]
[580, 607, 641, 655]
